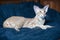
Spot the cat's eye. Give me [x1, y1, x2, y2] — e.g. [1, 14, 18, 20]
[44, 11, 45, 12]
[40, 11, 42, 13]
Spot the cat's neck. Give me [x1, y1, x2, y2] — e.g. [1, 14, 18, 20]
[35, 15, 44, 20]
[33, 15, 45, 25]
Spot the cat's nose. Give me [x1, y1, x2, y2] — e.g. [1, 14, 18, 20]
[40, 16, 45, 19]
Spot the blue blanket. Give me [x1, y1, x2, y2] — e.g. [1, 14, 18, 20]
[0, 2, 60, 40]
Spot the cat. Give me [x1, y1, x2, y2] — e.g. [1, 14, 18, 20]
[23, 5, 52, 29]
[3, 5, 52, 31]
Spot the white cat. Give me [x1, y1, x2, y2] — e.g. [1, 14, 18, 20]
[3, 5, 52, 31]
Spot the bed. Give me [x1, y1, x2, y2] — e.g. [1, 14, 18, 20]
[0, 2, 60, 40]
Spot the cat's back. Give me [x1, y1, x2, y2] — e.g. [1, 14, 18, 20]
[5, 16, 26, 24]
[7, 16, 25, 20]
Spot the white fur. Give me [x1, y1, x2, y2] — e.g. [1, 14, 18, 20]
[23, 5, 52, 29]
[3, 5, 52, 31]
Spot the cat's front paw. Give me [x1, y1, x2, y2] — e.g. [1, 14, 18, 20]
[38, 25, 53, 30]
[44, 25, 53, 29]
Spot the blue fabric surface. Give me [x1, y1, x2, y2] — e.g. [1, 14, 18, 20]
[0, 2, 60, 40]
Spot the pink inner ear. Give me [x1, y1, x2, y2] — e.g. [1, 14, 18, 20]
[33, 5, 40, 13]
[43, 5, 49, 12]
[34, 6, 39, 10]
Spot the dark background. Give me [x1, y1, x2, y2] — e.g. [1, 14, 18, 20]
[0, 0, 60, 12]
[0, 0, 60, 40]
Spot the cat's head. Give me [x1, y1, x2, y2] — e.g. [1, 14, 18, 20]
[33, 5, 49, 18]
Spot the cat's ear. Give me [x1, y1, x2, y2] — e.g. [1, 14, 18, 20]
[33, 5, 41, 14]
[43, 5, 49, 12]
